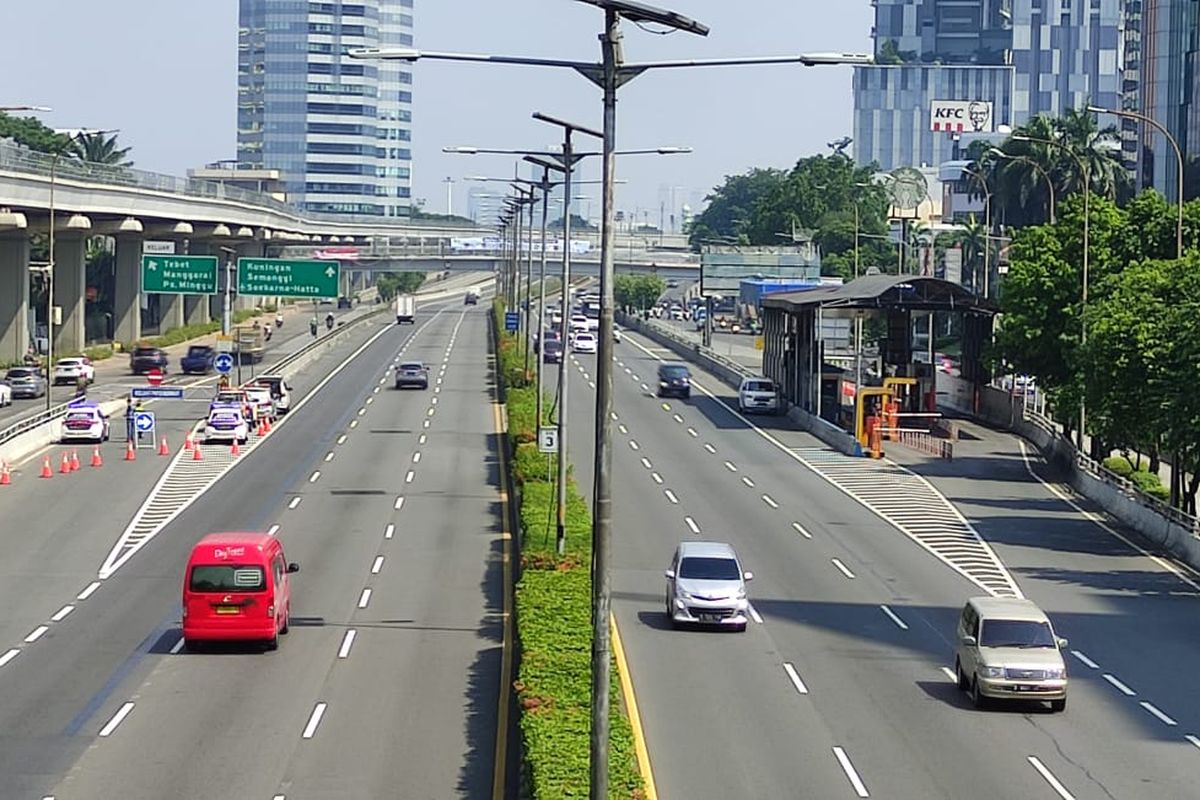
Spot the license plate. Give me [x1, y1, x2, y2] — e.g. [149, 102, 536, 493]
[697, 613, 720, 622]
[1014, 684, 1036, 692]
[214, 606, 240, 615]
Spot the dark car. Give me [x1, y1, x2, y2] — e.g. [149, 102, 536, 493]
[464, 291, 479, 305]
[130, 346, 169, 375]
[337, 296, 353, 309]
[657, 363, 691, 399]
[395, 361, 429, 390]
[4, 367, 47, 399]
[180, 345, 216, 374]
[534, 329, 561, 355]
[542, 340, 564, 364]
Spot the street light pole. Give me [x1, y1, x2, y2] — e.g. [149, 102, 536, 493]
[987, 148, 1056, 224]
[961, 166, 992, 297]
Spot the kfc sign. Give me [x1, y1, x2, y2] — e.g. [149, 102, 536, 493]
[930, 100, 994, 133]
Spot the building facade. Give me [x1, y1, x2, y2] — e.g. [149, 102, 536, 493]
[237, 0, 414, 217]
[1135, 0, 1200, 202]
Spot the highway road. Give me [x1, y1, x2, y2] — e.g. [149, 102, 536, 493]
[0, 296, 509, 798]
[551, 325, 1200, 799]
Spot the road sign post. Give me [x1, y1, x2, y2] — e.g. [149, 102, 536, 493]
[214, 352, 234, 374]
[141, 255, 218, 295]
[237, 258, 340, 298]
[146, 367, 164, 387]
[505, 311, 520, 332]
[131, 387, 183, 400]
[538, 426, 559, 454]
[134, 410, 156, 451]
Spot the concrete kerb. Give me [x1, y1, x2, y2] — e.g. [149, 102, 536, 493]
[618, 313, 863, 457]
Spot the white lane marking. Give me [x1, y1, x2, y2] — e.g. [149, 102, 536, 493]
[366, 397, 375, 404]
[684, 516, 700, 534]
[98, 702, 135, 737]
[423, 419, 431, 429]
[1071, 650, 1099, 669]
[413, 452, 422, 463]
[623, 367, 631, 374]
[357, 407, 366, 416]
[385, 523, 396, 539]
[1019, 442, 1200, 593]
[51, 605, 74, 622]
[436, 386, 443, 394]
[288, 497, 302, 510]
[673, 414, 683, 423]
[1185, 734, 1200, 751]
[405, 471, 415, 483]
[940, 666, 957, 682]
[418, 434, 427, 444]
[357, 588, 372, 608]
[24, 626, 48, 643]
[349, 420, 359, 429]
[274, 795, 286, 800]
[640, 457, 653, 469]
[373, 386, 380, 394]
[379, 376, 387, 384]
[629, 441, 640, 451]
[267, 524, 280, 537]
[747, 604, 763, 624]
[632, 374, 640, 382]
[742, 476, 755, 488]
[337, 435, 347, 445]
[324, 451, 334, 462]
[302, 703, 328, 739]
[762, 494, 779, 509]
[371, 556, 384, 575]
[431, 397, 439, 406]
[664, 490, 679, 504]
[687, 428, 698, 437]
[1141, 702, 1178, 726]
[1027, 756, 1075, 800]
[783, 662, 809, 695]
[831, 559, 856, 579]
[426, 408, 435, 417]
[611, 411, 619, 420]
[77, 581, 102, 601]
[309, 471, 321, 483]
[170, 638, 185, 655]
[1103, 674, 1136, 696]
[393, 496, 405, 510]
[651, 472, 664, 484]
[338, 630, 357, 659]
[703, 443, 716, 454]
[640, 383, 650, 392]
[618, 424, 628, 434]
[724, 461, 737, 472]
[0, 649, 19, 667]
[880, 605, 908, 630]
[792, 521, 813, 539]
[589, 381, 596, 389]
[832, 747, 870, 798]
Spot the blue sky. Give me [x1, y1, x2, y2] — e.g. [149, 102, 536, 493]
[0, 1, 871, 222]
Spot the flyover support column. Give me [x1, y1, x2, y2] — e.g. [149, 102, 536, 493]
[113, 235, 143, 345]
[0, 235, 31, 363]
[182, 240, 213, 325]
[53, 233, 88, 355]
[159, 291, 186, 332]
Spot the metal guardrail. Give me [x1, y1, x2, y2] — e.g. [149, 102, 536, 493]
[0, 400, 74, 449]
[894, 430, 954, 460]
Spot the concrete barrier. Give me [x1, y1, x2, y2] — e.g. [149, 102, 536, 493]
[0, 398, 127, 468]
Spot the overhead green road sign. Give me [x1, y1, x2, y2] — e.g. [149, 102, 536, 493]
[141, 255, 218, 295]
[237, 258, 340, 298]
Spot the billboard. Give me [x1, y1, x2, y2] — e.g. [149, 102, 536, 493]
[700, 245, 820, 296]
[930, 100, 993, 133]
[942, 245, 963, 285]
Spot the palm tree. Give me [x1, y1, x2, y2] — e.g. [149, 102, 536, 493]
[957, 214, 987, 293]
[1055, 107, 1129, 201]
[70, 132, 133, 167]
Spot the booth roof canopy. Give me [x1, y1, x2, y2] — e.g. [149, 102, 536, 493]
[761, 274, 997, 314]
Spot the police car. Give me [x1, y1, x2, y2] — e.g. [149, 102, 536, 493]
[204, 403, 250, 444]
[60, 400, 110, 443]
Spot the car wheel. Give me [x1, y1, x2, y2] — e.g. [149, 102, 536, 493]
[280, 609, 290, 635]
[264, 634, 279, 651]
[733, 622, 748, 633]
[683, 390, 691, 399]
[955, 659, 968, 691]
[183, 638, 202, 653]
[970, 676, 988, 709]
[1049, 698, 1066, 713]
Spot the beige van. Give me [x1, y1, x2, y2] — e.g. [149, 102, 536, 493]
[954, 596, 1069, 712]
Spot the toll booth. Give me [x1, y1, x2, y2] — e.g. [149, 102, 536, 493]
[759, 275, 996, 451]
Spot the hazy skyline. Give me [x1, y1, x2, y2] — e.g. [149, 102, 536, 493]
[0, 1, 871, 223]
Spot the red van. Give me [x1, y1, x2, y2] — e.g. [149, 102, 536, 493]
[182, 532, 299, 651]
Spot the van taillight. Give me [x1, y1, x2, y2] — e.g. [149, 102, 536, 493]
[181, 602, 187, 619]
[267, 603, 275, 618]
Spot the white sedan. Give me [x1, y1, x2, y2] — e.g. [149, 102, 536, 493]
[0, 382, 11, 407]
[53, 357, 95, 385]
[572, 332, 598, 354]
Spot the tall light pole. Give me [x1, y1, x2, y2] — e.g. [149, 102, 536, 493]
[959, 166, 993, 297]
[443, 176, 455, 216]
[353, 26, 870, 798]
[1015, 132, 1090, 448]
[1088, 104, 1184, 257]
[987, 147, 1056, 224]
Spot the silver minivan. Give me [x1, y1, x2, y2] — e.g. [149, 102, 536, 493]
[954, 596, 1069, 711]
[665, 541, 752, 631]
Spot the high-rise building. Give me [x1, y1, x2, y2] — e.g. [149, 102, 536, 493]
[237, 0, 414, 217]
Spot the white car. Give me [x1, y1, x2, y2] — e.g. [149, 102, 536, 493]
[53, 357, 95, 385]
[737, 377, 781, 415]
[572, 332, 598, 354]
[60, 402, 110, 442]
[205, 404, 250, 444]
[568, 314, 590, 333]
[584, 316, 600, 332]
[242, 384, 275, 421]
[0, 382, 10, 407]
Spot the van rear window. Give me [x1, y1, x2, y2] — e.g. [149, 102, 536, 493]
[190, 565, 266, 592]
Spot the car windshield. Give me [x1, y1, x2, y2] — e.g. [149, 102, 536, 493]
[7, 369, 34, 378]
[187, 346, 211, 356]
[66, 411, 95, 422]
[399, 363, 424, 371]
[661, 366, 689, 378]
[133, 348, 158, 357]
[979, 619, 1056, 648]
[57, 359, 81, 366]
[678, 557, 741, 581]
[189, 565, 266, 592]
[744, 381, 774, 392]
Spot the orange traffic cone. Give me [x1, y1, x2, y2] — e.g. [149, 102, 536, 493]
[230, 440, 240, 457]
[60, 452, 71, 474]
[0, 461, 10, 486]
[70, 449, 81, 472]
[263, 417, 272, 433]
[125, 440, 136, 461]
[91, 446, 103, 467]
[158, 437, 170, 456]
[40, 455, 53, 478]
[183, 432, 193, 451]
[192, 443, 203, 461]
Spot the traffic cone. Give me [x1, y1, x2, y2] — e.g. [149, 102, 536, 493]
[40, 455, 53, 478]
[125, 440, 136, 461]
[192, 443, 203, 461]
[183, 432, 193, 451]
[230, 440, 240, 457]
[70, 449, 81, 472]
[0, 462, 10, 485]
[158, 437, 170, 456]
[263, 417, 272, 433]
[60, 452, 71, 474]
[256, 418, 266, 436]
[91, 446, 103, 467]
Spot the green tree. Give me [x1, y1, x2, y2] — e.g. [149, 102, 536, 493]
[687, 168, 787, 247]
[0, 112, 72, 154]
[375, 272, 425, 301]
[70, 131, 133, 167]
[615, 274, 665, 311]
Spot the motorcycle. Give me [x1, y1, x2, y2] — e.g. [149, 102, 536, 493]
[264, 326, 273, 342]
[275, 314, 283, 328]
[325, 314, 335, 331]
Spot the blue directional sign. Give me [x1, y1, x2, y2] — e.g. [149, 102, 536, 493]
[134, 411, 156, 433]
[131, 387, 184, 400]
[504, 312, 520, 332]
[214, 353, 235, 374]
